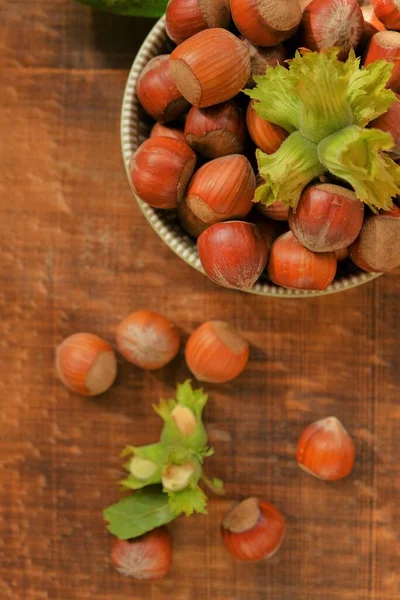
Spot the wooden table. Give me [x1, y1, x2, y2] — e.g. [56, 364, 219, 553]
[1, 2, 400, 598]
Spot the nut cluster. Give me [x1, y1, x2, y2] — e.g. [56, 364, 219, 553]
[131, 0, 400, 292]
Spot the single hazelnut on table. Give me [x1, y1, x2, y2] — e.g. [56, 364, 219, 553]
[165, 0, 231, 45]
[268, 231, 337, 291]
[296, 417, 356, 481]
[111, 527, 173, 580]
[136, 55, 189, 123]
[169, 29, 251, 107]
[55, 333, 117, 396]
[116, 309, 181, 370]
[198, 221, 269, 290]
[370, 93, 400, 159]
[150, 122, 186, 144]
[184, 101, 246, 158]
[371, 0, 400, 31]
[289, 184, 364, 253]
[348, 213, 400, 273]
[129, 137, 196, 209]
[241, 39, 286, 87]
[231, 0, 302, 47]
[186, 154, 256, 225]
[221, 497, 286, 562]
[185, 320, 249, 383]
[299, 0, 364, 60]
[246, 101, 288, 155]
[364, 31, 400, 93]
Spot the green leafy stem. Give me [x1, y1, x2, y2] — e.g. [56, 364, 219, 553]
[74, 0, 168, 17]
[104, 381, 224, 540]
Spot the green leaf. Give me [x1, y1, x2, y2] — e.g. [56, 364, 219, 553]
[74, 0, 167, 17]
[290, 49, 354, 143]
[256, 132, 325, 208]
[104, 492, 178, 540]
[168, 486, 207, 517]
[245, 65, 299, 133]
[347, 59, 396, 127]
[318, 126, 400, 211]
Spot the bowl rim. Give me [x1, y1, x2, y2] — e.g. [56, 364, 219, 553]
[120, 16, 381, 299]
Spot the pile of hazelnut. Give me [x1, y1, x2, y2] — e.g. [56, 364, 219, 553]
[129, 0, 400, 293]
[56, 310, 356, 578]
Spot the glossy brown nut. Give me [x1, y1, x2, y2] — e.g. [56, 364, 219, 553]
[231, 0, 302, 47]
[56, 333, 117, 396]
[246, 101, 288, 154]
[289, 183, 364, 252]
[129, 137, 196, 209]
[136, 55, 189, 123]
[111, 527, 173, 580]
[256, 201, 289, 222]
[184, 101, 246, 158]
[186, 154, 256, 224]
[169, 29, 251, 107]
[221, 498, 286, 562]
[116, 310, 181, 370]
[349, 213, 400, 273]
[198, 221, 268, 290]
[359, 5, 386, 52]
[370, 93, 400, 158]
[364, 31, 400, 93]
[185, 320, 249, 383]
[241, 38, 286, 87]
[300, 0, 364, 59]
[371, 0, 400, 30]
[150, 122, 186, 144]
[177, 197, 210, 238]
[297, 417, 356, 481]
[166, 0, 231, 44]
[268, 231, 337, 291]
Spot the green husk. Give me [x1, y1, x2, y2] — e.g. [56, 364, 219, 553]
[104, 382, 222, 540]
[247, 49, 399, 210]
[256, 132, 325, 209]
[318, 126, 400, 212]
[290, 49, 354, 143]
[246, 65, 299, 133]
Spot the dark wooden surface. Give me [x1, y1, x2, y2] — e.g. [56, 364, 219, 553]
[1, 2, 400, 598]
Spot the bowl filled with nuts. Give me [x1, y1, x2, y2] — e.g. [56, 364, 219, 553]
[121, 0, 400, 297]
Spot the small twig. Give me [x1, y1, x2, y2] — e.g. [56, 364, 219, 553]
[201, 472, 226, 496]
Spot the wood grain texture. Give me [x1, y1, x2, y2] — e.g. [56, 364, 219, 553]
[1, 1, 400, 598]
